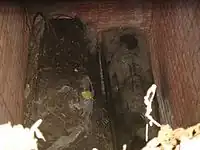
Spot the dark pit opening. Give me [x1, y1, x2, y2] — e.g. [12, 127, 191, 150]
[119, 33, 138, 49]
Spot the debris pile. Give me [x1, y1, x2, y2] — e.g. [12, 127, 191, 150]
[143, 84, 200, 150]
[0, 119, 45, 150]
[143, 123, 200, 150]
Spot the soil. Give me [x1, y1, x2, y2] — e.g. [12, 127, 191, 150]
[24, 17, 113, 150]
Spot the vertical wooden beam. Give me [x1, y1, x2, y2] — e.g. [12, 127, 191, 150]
[0, 5, 29, 124]
[149, 1, 200, 128]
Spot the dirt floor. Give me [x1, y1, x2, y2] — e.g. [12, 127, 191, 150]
[23, 13, 160, 150]
[24, 17, 113, 150]
[100, 28, 160, 150]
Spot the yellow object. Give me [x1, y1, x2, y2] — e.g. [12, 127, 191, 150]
[81, 91, 94, 100]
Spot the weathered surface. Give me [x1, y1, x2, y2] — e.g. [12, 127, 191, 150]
[28, 1, 152, 32]
[149, 1, 200, 128]
[0, 5, 29, 124]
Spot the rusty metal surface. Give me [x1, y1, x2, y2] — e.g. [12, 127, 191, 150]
[149, 1, 200, 128]
[0, 6, 29, 124]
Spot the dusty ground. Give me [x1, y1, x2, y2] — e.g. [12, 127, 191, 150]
[24, 17, 113, 150]
[101, 28, 160, 150]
